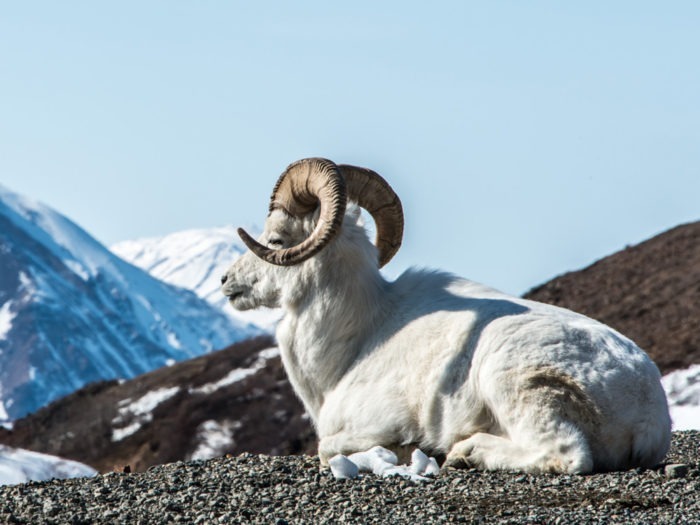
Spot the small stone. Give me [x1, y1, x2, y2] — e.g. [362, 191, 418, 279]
[664, 464, 689, 478]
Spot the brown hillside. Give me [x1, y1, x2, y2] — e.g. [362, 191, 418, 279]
[525, 221, 700, 373]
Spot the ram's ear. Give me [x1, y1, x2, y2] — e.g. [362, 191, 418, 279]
[346, 203, 362, 223]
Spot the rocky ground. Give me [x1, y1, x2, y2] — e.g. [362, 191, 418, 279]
[1, 431, 698, 524]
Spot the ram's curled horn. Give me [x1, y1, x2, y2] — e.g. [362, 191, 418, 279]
[238, 158, 403, 267]
[338, 164, 404, 268]
[237, 158, 347, 266]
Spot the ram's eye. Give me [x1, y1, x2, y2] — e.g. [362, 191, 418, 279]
[268, 238, 284, 248]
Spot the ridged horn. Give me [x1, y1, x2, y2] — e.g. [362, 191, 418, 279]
[338, 164, 404, 267]
[237, 158, 347, 266]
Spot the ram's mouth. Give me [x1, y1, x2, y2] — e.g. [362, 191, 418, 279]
[227, 291, 244, 302]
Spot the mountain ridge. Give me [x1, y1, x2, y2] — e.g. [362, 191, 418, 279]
[111, 226, 281, 331]
[0, 185, 261, 422]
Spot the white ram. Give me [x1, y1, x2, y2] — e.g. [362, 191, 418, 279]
[221, 158, 671, 473]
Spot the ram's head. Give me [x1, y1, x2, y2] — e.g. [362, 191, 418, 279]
[221, 158, 403, 310]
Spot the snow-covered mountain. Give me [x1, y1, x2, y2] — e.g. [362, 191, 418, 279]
[0, 185, 262, 423]
[0, 445, 96, 486]
[111, 226, 281, 330]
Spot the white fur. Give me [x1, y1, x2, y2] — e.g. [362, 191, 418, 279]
[222, 205, 671, 473]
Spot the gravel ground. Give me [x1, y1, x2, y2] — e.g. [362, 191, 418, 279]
[1, 431, 698, 524]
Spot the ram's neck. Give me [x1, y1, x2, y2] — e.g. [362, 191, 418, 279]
[276, 263, 391, 421]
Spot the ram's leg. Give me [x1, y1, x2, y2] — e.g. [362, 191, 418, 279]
[445, 433, 518, 470]
[445, 362, 600, 474]
[445, 372, 597, 474]
[444, 432, 581, 473]
[318, 432, 410, 466]
[445, 427, 592, 474]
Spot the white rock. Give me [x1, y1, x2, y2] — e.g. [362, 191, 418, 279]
[424, 457, 440, 476]
[331, 446, 439, 482]
[409, 449, 430, 474]
[349, 446, 398, 476]
[329, 454, 359, 479]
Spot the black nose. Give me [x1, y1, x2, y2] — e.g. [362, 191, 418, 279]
[220, 274, 228, 285]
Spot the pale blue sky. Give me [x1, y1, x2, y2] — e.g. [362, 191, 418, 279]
[2, 2, 699, 295]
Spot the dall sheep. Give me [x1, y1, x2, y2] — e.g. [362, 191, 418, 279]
[221, 158, 671, 473]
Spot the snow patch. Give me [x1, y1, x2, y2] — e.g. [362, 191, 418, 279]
[189, 368, 258, 395]
[0, 400, 9, 425]
[64, 259, 91, 281]
[668, 405, 700, 432]
[189, 420, 242, 461]
[257, 347, 281, 360]
[189, 347, 280, 395]
[116, 386, 181, 419]
[0, 301, 16, 341]
[0, 445, 97, 486]
[111, 421, 143, 442]
[111, 386, 180, 442]
[662, 364, 700, 431]
[166, 332, 182, 350]
[17, 271, 35, 294]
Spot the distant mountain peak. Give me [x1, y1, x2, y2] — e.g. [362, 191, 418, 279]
[111, 225, 282, 331]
